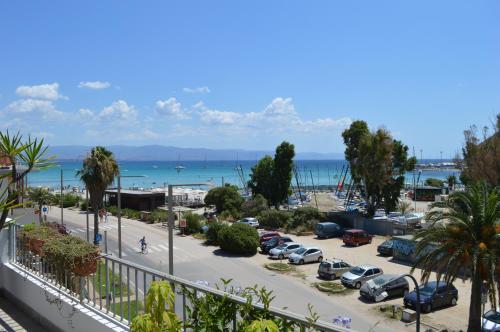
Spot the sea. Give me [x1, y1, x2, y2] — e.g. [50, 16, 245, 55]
[27, 160, 460, 191]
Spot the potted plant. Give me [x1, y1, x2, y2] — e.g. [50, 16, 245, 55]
[20, 225, 60, 256]
[44, 235, 100, 276]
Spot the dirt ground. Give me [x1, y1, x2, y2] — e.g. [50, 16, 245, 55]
[250, 233, 472, 332]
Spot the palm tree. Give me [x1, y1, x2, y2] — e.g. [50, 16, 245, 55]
[412, 182, 500, 332]
[0, 131, 54, 230]
[77, 147, 119, 245]
[397, 200, 413, 216]
[446, 175, 457, 192]
[28, 187, 53, 224]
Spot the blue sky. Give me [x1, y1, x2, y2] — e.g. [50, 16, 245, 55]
[0, 1, 499, 157]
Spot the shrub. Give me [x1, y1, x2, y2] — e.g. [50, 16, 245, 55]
[424, 178, 444, 187]
[218, 223, 259, 256]
[219, 210, 238, 222]
[80, 199, 92, 211]
[258, 209, 291, 229]
[204, 184, 243, 216]
[184, 213, 203, 235]
[290, 206, 324, 229]
[241, 194, 268, 217]
[53, 193, 81, 208]
[205, 222, 229, 246]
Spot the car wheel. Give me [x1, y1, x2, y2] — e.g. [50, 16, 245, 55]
[318, 256, 323, 262]
[278, 254, 284, 260]
[403, 288, 409, 297]
[450, 297, 457, 306]
[355, 242, 360, 247]
[368, 239, 372, 244]
[355, 282, 361, 289]
[299, 259, 305, 265]
[423, 303, 432, 313]
[330, 274, 336, 280]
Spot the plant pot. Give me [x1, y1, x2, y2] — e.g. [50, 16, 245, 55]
[29, 238, 45, 256]
[72, 253, 99, 276]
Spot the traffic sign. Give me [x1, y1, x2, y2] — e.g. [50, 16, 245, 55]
[180, 219, 187, 228]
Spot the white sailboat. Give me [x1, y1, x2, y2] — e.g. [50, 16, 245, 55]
[175, 154, 185, 174]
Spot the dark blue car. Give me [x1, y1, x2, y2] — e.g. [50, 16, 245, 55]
[404, 281, 458, 313]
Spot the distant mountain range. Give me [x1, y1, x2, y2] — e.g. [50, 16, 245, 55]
[48, 145, 344, 161]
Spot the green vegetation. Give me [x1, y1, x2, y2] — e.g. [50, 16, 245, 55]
[53, 193, 81, 208]
[412, 182, 500, 332]
[204, 184, 244, 217]
[77, 146, 119, 244]
[92, 260, 131, 298]
[43, 235, 99, 272]
[241, 194, 268, 217]
[342, 120, 416, 216]
[378, 304, 403, 320]
[248, 141, 295, 208]
[205, 222, 228, 246]
[289, 206, 324, 229]
[28, 187, 53, 223]
[109, 300, 143, 321]
[0, 131, 54, 231]
[218, 223, 259, 256]
[459, 114, 499, 186]
[447, 175, 457, 191]
[314, 281, 347, 294]
[183, 212, 203, 235]
[424, 177, 444, 187]
[264, 263, 294, 272]
[258, 209, 291, 229]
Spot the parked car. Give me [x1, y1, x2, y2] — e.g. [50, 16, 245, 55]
[269, 242, 302, 260]
[341, 265, 383, 289]
[259, 231, 280, 244]
[403, 281, 458, 313]
[317, 259, 351, 280]
[261, 236, 293, 254]
[236, 217, 259, 228]
[482, 310, 500, 332]
[359, 274, 409, 302]
[377, 239, 394, 256]
[342, 229, 373, 246]
[314, 222, 344, 238]
[288, 246, 323, 264]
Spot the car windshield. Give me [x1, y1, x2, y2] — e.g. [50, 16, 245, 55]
[275, 244, 287, 249]
[418, 285, 436, 296]
[381, 240, 393, 246]
[371, 277, 390, 286]
[295, 248, 306, 255]
[350, 267, 366, 276]
[484, 310, 500, 324]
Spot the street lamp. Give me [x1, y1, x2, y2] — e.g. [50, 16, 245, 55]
[401, 274, 421, 332]
[59, 167, 80, 226]
[117, 174, 146, 258]
[166, 183, 209, 276]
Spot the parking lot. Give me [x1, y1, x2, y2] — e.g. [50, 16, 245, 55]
[250, 233, 471, 332]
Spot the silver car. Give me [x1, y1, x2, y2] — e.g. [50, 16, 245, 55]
[237, 217, 259, 228]
[341, 265, 383, 289]
[359, 274, 409, 302]
[317, 259, 352, 280]
[288, 246, 323, 264]
[269, 242, 302, 260]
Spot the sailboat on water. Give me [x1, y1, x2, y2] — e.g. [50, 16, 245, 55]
[175, 154, 185, 174]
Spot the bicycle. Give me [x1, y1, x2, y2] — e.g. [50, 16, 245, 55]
[333, 316, 351, 329]
[140, 243, 148, 254]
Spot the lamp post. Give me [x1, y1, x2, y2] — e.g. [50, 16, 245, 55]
[167, 183, 208, 275]
[401, 274, 421, 332]
[117, 174, 146, 258]
[60, 168, 80, 226]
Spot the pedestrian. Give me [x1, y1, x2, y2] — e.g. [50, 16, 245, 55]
[104, 209, 108, 223]
[99, 209, 104, 223]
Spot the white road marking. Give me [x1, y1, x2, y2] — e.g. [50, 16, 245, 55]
[149, 245, 161, 252]
[158, 245, 169, 251]
[76, 228, 86, 232]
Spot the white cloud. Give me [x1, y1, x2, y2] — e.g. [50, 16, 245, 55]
[16, 83, 65, 100]
[3, 99, 64, 120]
[99, 100, 137, 122]
[183, 86, 210, 94]
[155, 97, 188, 119]
[263, 97, 296, 117]
[79, 108, 94, 117]
[200, 109, 241, 125]
[78, 81, 111, 89]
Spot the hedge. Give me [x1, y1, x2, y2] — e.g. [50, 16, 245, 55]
[218, 223, 259, 256]
[205, 222, 229, 246]
[258, 209, 291, 229]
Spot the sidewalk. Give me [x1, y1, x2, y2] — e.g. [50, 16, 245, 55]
[0, 295, 47, 332]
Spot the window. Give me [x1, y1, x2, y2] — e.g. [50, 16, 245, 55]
[373, 268, 381, 274]
[365, 269, 374, 276]
[341, 262, 349, 268]
[333, 263, 340, 269]
[309, 249, 318, 254]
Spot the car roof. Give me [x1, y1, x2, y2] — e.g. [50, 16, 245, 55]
[301, 246, 321, 251]
[344, 229, 365, 233]
[422, 281, 453, 288]
[282, 242, 301, 246]
[373, 274, 403, 282]
[355, 264, 379, 270]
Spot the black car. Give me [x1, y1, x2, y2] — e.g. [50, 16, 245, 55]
[404, 281, 458, 313]
[359, 274, 409, 302]
[260, 236, 293, 253]
[377, 240, 394, 256]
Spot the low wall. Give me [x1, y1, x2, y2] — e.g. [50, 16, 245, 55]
[0, 229, 129, 332]
[327, 211, 394, 236]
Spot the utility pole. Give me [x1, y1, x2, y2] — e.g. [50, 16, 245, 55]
[86, 187, 89, 242]
[117, 175, 122, 258]
[60, 169, 64, 225]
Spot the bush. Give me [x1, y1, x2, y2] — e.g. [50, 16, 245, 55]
[424, 178, 444, 187]
[218, 223, 259, 256]
[205, 222, 229, 245]
[204, 184, 243, 216]
[122, 208, 141, 219]
[80, 199, 92, 211]
[184, 213, 203, 235]
[290, 206, 324, 229]
[241, 194, 268, 218]
[53, 193, 81, 208]
[258, 209, 291, 229]
[219, 210, 238, 222]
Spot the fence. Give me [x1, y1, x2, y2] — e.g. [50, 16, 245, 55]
[8, 225, 351, 332]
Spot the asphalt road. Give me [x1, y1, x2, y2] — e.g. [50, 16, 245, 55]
[32, 207, 397, 332]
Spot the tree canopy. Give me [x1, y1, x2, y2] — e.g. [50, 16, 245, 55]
[204, 184, 244, 216]
[342, 122, 416, 216]
[248, 141, 295, 208]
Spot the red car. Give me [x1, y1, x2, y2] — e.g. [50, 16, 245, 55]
[259, 231, 280, 244]
[342, 229, 372, 246]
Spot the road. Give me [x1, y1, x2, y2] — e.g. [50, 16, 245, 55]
[39, 207, 398, 332]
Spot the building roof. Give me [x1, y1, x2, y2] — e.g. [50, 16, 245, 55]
[105, 189, 165, 196]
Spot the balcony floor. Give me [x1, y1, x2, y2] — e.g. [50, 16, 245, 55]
[0, 295, 48, 332]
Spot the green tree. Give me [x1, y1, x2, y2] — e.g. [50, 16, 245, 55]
[396, 200, 413, 216]
[241, 194, 268, 218]
[28, 187, 54, 224]
[247, 156, 274, 204]
[271, 142, 295, 208]
[204, 184, 243, 216]
[424, 178, 444, 187]
[412, 183, 500, 332]
[218, 223, 259, 256]
[0, 131, 54, 231]
[258, 209, 291, 229]
[446, 175, 457, 191]
[342, 120, 370, 183]
[77, 146, 119, 244]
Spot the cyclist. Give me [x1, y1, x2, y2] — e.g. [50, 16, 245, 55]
[139, 236, 147, 254]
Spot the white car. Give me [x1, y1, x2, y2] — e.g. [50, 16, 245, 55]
[288, 246, 323, 264]
[269, 242, 302, 260]
[483, 310, 500, 332]
[236, 217, 259, 228]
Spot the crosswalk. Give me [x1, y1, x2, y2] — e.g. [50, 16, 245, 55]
[70, 224, 120, 232]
